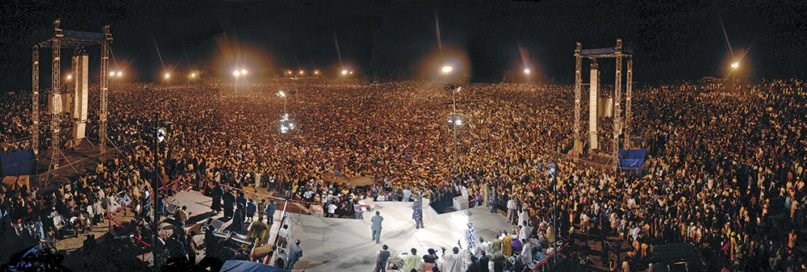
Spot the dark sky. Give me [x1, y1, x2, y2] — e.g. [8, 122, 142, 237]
[1, 0, 805, 89]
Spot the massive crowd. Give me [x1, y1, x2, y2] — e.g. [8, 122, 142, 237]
[0, 78, 804, 271]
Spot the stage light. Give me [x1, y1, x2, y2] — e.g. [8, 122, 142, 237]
[299, 70, 305, 75]
[441, 65, 454, 74]
[523, 68, 531, 75]
[287, 70, 293, 75]
[277, 90, 286, 97]
[66, 74, 72, 81]
[314, 70, 320, 75]
[233, 70, 241, 77]
[241, 68, 248, 75]
[164, 73, 171, 80]
[730, 61, 739, 70]
[116, 71, 123, 78]
[349, 71, 354, 75]
[109, 71, 116, 77]
[341, 69, 349, 76]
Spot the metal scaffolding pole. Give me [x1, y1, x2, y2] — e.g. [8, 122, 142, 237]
[625, 57, 633, 149]
[613, 39, 623, 171]
[573, 42, 582, 155]
[50, 20, 63, 169]
[99, 25, 111, 152]
[32, 46, 40, 156]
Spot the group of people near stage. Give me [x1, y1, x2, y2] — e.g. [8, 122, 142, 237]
[0, 79, 805, 271]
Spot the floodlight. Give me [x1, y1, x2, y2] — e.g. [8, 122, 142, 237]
[66, 74, 73, 80]
[523, 68, 531, 75]
[117, 71, 123, 77]
[241, 69, 248, 75]
[164, 73, 171, 80]
[730, 62, 739, 70]
[441, 65, 454, 74]
[233, 70, 241, 77]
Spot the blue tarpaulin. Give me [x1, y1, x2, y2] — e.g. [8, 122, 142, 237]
[618, 149, 646, 169]
[0, 150, 35, 177]
[221, 260, 285, 272]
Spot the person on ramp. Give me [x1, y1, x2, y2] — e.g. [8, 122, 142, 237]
[371, 211, 384, 244]
[413, 196, 424, 229]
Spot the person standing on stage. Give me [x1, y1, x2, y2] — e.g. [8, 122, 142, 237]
[371, 211, 384, 244]
[223, 189, 235, 218]
[413, 196, 424, 229]
[211, 183, 222, 213]
[466, 223, 477, 254]
[265, 200, 276, 224]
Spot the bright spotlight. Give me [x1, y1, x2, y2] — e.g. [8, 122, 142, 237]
[523, 68, 531, 75]
[314, 70, 320, 75]
[454, 119, 463, 126]
[233, 70, 241, 77]
[730, 61, 740, 70]
[117, 71, 123, 78]
[164, 73, 171, 80]
[241, 69, 248, 75]
[341, 69, 349, 76]
[441, 65, 454, 74]
[109, 71, 116, 77]
[277, 90, 286, 97]
[349, 71, 354, 75]
[287, 70, 293, 75]
[66, 74, 73, 80]
[299, 70, 305, 75]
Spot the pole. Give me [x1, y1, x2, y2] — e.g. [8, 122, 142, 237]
[573, 42, 582, 155]
[100, 25, 111, 152]
[152, 112, 160, 271]
[32, 45, 40, 157]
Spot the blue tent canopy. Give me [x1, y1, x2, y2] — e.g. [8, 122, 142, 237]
[618, 149, 646, 169]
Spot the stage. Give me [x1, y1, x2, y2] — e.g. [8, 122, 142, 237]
[285, 200, 511, 271]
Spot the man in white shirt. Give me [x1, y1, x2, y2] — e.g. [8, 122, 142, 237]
[507, 198, 517, 224]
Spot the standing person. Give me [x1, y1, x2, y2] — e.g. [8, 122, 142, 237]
[211, 183, 222, 213]
[402, 187, 411, 202]
[246, 199, 256, 222]
[375, 244, 391, 272]
[489, 187, 498, 213]
[371, 211, 384, 244]
[441, 247, 466, 272]
[247, 215, 269, 246]
[507, 197, 517, 224]
[413, 197, 424, 229]
[466, 223, 477, 254]
[265, 200, 276, 224]
[223, 189, 235, 218]
[286, 239, 303, 270]
[403, 248, 421, 272]
[257, 199, 266, 220]
[478, 250, 490, 272]
[277, 224, 289, 248]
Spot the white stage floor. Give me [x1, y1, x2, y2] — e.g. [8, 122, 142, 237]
[287, 200, 511, 272]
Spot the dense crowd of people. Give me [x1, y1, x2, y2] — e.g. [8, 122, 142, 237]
[0, 78, 804, 271]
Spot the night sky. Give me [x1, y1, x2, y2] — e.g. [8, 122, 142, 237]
[1, 0, 805, 90]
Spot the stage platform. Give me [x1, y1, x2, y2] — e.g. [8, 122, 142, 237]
[286, 200, 511, 271]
